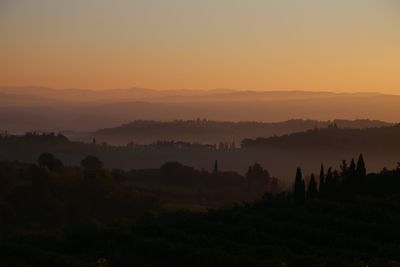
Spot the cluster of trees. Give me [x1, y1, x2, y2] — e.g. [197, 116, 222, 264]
[90, 119, 391, 146]
[217, 141, 236, 150]
[128, 140, 236, 151]
[0, 153, 278, 231]
[3, 155, 400, 266]
[0, 131, 69, 143]
[0, 154, 161, 230]
[126, 140, 216, 150]
[293, 154, 400, 205]
[241, 124, 400, 153]
[125, 159, 278, 206]
[246, 163, 278, 199]
[4, 128, 400, 184]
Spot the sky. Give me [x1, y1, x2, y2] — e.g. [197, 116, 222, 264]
[0, 0, 399, 93]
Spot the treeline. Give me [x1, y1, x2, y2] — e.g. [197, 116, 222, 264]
[293, 154, 400, 203]
[89, 119, 391, 145]
[0, 154, 161, 230]
[0, 131, 69, 143]
[0, 153, 278, 230]
[3, 155, 400, 266]
[4, 127, 400, 187]
[242, 124, 400, 152]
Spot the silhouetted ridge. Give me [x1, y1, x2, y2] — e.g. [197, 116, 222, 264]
[89, 119, 391, 145]
[242, 123, 400, 151]
[3, 153, 400, 266]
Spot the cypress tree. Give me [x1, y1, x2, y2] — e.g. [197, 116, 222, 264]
[325, 167, 333, 198]
[333, 170, 340, 199]
[356, 154, 366, 178]
[325, 167, 333, 185]
[307, 173, 318, 199]
[343, 158, 357, 197]
[348, 158, 356, 180]
[319, 164, 325, 195]
[213, 160, 219, 175]
[340, 160, 348, 177]
[294, 167, 305, 204]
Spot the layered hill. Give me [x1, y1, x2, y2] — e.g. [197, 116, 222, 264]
[1, 124, 400, 185]
[87, 119, 391, 145]
[0, 86, 400, 133]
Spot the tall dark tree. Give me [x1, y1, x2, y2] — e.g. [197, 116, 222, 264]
[319, 164, 325, 194]
[81, 155, 103, 171]
[307, 174, 318, 199]
[340, 158, 357, 198]
[213, 160, 219, 175]
[340, 160, 348, 177]
[356, 154, 366, 178]
[294, 167, 305, 204]
[325, 168, 333, 185]
[349, 159, 356, 174]
[333, 169, 343, 199]
[38, 152, 63, 172]
[246, 163, 271, 199]
[323, 167, 334, 198]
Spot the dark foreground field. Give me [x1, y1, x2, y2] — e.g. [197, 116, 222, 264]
[2, 155, 400, 267]
[2, 195, 400, 267]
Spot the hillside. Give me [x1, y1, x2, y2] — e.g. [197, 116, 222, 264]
[87, 119, 391, 145]
[2, 125, 400, 185]
[1, 87, 400, 132]
[2, 156, 400, 267]
[242, 123, 400, 151]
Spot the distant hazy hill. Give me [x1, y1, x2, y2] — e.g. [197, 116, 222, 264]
[87, 119, 392, 145]
[0, 86, 384, 103]
[0, 92, 66, 107]
[1, 86, 400, 132]
[241, 124, 400, 151]
[0, 86, 238, 104]
[2, 124, 400, 185]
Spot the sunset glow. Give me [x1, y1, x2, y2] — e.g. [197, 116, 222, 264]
[1, 0, 399, 92]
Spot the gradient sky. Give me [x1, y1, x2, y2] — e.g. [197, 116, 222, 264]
[0, 0, 399, 92]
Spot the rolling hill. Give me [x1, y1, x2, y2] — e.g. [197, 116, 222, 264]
[87, 119, 392, 145]
[1, 86, 400, 133]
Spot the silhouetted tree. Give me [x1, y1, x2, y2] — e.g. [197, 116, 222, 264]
[356, 154, 366, 178]
[349, 159, 356, 176]
[340, 160, 348, 177]
[333, 170, 341, 198]
[319, 164, 325, 195]
[294, 167, 305, 204]
[213, 160, 219, 175]
[341, 158, 357, 197]
[307, 174, 318, 199]
[246, 163, 271, 199]
[323, 167, 334, 198]
[325, 168, 333, 186]
[81, 155, 103, 171]
[38, 152, 63, 171]
[270, 177, 279, 195]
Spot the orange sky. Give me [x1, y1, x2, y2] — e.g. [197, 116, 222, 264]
[0, 0, 399, 93]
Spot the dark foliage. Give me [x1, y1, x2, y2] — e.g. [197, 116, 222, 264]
[294, 168, 305, 204]
[81, 155, 103, 170]
[2, 151, 400, 266]
[38, 152, 64, 171]
[307, 174, 318, 199]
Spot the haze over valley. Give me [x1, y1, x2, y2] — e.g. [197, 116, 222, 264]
[2, 1, 400, 266]
[0, 86, 399, 133]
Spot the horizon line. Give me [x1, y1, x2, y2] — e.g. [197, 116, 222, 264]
[0, 85, 397, 96]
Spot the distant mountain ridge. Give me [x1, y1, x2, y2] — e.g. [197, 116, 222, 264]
[0, 86, 386, 104]
[0, 86, 400, 132]
[86, 119, 392, 145]
[2, 123, 400, 183]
